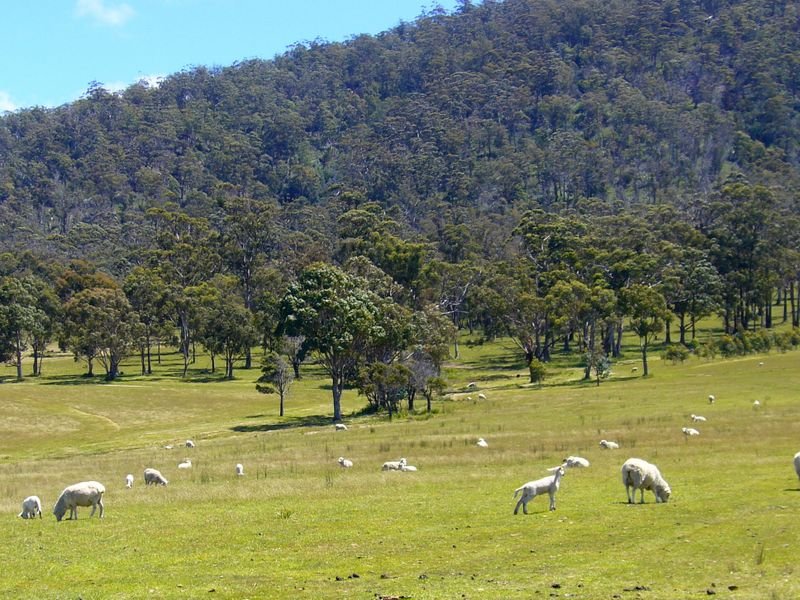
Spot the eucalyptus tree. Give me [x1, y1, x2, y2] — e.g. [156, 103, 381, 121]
[0, 276, 45, 380]
[621, 284, 670, 376]
[123, 267, 173, 374]
[256, 351, 294, 416]
[279, 263, 385, 422]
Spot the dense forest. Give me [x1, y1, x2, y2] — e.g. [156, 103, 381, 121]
[1, 0, 799, 413]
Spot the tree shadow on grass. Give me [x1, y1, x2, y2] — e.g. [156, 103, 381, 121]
[231, 414, 334, 433]
[39, 374, 113, 385]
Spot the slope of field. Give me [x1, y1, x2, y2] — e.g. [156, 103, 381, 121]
[1, 344, 798, 599]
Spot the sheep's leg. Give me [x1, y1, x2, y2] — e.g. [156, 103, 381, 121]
[514, 497, 524, 515]
[549, 491, 556, 511]
[98, 499, 104, 518]
[639, 488, 645, 504]
[90, 503, 97, 518]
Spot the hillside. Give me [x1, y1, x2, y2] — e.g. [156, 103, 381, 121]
[1, 0, 798, 269]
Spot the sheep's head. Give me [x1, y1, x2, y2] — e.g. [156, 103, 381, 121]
[655, 483, 671, 502]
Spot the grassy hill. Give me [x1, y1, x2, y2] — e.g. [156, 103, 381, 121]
[1, 341, 799, 598]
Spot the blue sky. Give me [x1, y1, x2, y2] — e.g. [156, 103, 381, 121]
[1, 0, 460, 112]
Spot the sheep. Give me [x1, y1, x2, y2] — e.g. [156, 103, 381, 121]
[235, 463, 245, 476]
[513, 465, 566, 514]
[335, 423, 348, 431]
[178, 458, 192, 469]
[185, 439, 195, 448]
[476, 437, 489, 448]
[708, 394, 715, 404]
[691, 414, 707, 422]
[682, 427, 700, 436]
[753, 400, 761, 408]
[338, 457, 353, 468]
[631, 366, 638, 373]
[18, 495, 43, 519]
[466, 382, 477, 389]
[793, 452, 800, 481]
[163, 444, 174, 450]
[400, 464, 418, 472]
[478, 393, 487, 400]
[143, 467, 168, 486]
[599, 439, 619, 449]
[563, 456, 590, 468]
[125, 473, 134, 488]
[621, 458, 671, 504]
[52, 481, 105, 521]
[381, 458, 407, 471]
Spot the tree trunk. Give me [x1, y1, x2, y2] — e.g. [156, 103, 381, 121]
[140, 348, 146, 375]
[332, 374, 343, 422]
[15, 331, 23, 380]
[678, 313, 687, 345]
[245, 347, 252, 370]
[641, 342, 649, 376]
[664, 320, 671, 344]
[279, 391, 285, 417]
[87, 357, 94, 377]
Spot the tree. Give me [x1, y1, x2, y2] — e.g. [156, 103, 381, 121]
[63, 288, 143, 380]
[0, 276, 44, 380]
[357, 361, 411, 419]
[123, 267, 173, 375]
[256, 351, 294, 416]
[279, 263, 384, 422]
[622, 285, 670, 376]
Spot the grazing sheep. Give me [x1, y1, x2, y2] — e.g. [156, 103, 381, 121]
[513, 465, 566, 514]
[478, 393, 487, 400]
[753, 400, 761, 408]
[793, 452, 800, 481]
[708, 394, 715, 404]
[477, 437, 489, 448]
[235, 463, 245, 476]
[52, 481, 105, 521]
[338, 457, 353, 468]
[335, 423, 348, 431]
[599, 439, 620, 450]
[563, 456, 590, 468]
[400, 464, 418, 472]
[185, 439, 195, 448]
[143, 468, 168, 486]
[19, 495, 43, 519]
[163, 444, 174, 450]
[466, 382, 477, 389]
[682, 427, 700, 436]
[125, 473, 134, 488]
[178, 458, 192, 469]
[631, 366, 638, 373]
[381, 458, 407, 471]
[691, 414, 707, 422]
[621, 458, 671, 504]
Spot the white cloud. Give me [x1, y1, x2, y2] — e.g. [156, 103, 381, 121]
[75, 0, 135, 27]
[0, 91, 18, 113]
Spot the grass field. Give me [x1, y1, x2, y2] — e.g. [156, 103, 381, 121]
[1, 339, 799, 599]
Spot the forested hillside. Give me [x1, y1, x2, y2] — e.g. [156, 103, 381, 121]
[0, 0, 799, 395]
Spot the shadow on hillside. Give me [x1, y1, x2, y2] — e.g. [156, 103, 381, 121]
[231, 414, 333, 433]
[40, 374, 112, 385]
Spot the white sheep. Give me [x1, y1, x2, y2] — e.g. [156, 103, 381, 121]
[631, 366, 638, 373]
[335, 423, 348, 431]
[337, 457, 353, 468]
[236, 463, 245, 476]
[682, 427, 700, 436]
[52, 481, 105, 521]
[708, 394, 715, 404]
[478, 393, 487, 400]
[125, 473, 134, 488]
[143, 467, 168, 486]
[19, 495, 43, 519]
[793, 452, 800, 481]
[476, 438, 489, 448]
[400, 464, 418, 472]
[621, 458, 671, 504]
[753, 400, 761, 408]
[690, 414, 707, 422]
[599, 439, 619, 449]
[178, 458, 192, 469]
[163, 444, 174, 450]
[381, 458, 407, 471]
[466, 382, 477, 389]
[563, 456, 590, 468]
[185, 439, 196, 448]
[513, 465, 566, 514]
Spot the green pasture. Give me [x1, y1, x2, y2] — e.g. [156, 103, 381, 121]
[0, 341, 799, 599]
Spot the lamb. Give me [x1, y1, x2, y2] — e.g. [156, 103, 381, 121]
[381, 458, 407, 471]
[690, 414, 707, 422]
[478, 393, 487, 400]
[708, 394, 715, 404]
[793, 452, 800, 481]
[143, 467, 168, 486]
[52, 481, 105, 521]
[19, 495, 43, 519]
[400, 464, 418, 472]
[236, 463, 245, 476]
[682, 427, 700, 436]
[753, 400, 761, 408]
[599, 439, 619, 449]
[466, 382, 477, 389]
[513, 465, 566, 514]
[338, 457, 353, 468]
[476, 438, 489, 448]
[563, 456, 590, 468]
[621, 458, 671, 504]
[185, 439, 196, 448]
[178, 458, 192, 469]
[335, 423, 348, 431]
[125, 473, 134, 488]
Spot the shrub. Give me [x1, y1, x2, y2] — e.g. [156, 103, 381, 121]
[662, 344, 690, 364]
